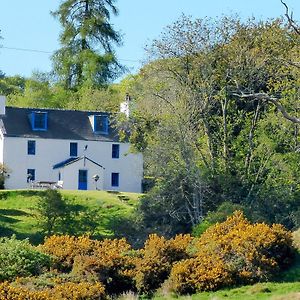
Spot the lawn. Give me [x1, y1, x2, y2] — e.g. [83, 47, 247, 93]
[0, 189, 141, 244]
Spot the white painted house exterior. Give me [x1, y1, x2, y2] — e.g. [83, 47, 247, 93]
[0, 97, 143, 192]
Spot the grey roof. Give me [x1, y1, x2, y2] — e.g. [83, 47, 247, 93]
[53, 157, 78, 169]
[53, 156, 105, 170]
[0, 107, 120, 141]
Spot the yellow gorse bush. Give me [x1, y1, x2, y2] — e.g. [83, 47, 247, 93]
[40, 235, 97, 271]
[0, 281, 105, 300]
[168, 211, 294, 294]
[134, 233, 193, 294]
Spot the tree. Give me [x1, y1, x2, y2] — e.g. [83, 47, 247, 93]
[125, 14, 300, 238]
[36, 190, 68, 236]
[52, 0, 122, 89]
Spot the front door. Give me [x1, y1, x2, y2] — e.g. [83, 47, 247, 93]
[78, 170, 88, 190]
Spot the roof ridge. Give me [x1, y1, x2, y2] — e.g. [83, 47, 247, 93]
[5, 106, 118, 114]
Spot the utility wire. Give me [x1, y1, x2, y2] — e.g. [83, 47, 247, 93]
[0, 46, 140, 63]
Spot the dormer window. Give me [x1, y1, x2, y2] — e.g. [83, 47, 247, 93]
[90, 114, 109, 134]
[30, 111, 48, 131]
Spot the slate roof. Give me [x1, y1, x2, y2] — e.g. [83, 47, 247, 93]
[53, 156, 105, 170]
[0, 107, 120, 142]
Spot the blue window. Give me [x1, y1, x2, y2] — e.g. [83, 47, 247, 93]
[70, 142, 78, 157]
[111, 172, 119, 187]
[112, 144, 120, 159]
[27, 169, 35, 182]
[93, 115, 108, 134]
[30, 112, 48, 131]
[27, 140, 36, 155]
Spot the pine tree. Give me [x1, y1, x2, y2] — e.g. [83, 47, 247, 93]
[52, 0, 122, 89]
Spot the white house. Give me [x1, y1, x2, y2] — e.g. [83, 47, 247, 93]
[0, 96, 143, 192]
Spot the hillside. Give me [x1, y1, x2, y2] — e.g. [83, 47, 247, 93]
[0, 189, 140, 244]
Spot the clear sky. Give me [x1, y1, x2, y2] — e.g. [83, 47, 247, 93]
[0, 0, 300, 79]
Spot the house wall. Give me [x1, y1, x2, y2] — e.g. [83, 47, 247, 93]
[3, 136, 143, 192]
[60, 158, 105, 190]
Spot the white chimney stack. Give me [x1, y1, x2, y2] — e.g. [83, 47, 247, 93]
[0, 96, 6, 115]
[120, 93, 131, 118]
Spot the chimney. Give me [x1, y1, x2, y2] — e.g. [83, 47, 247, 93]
[120, 93, 131, 118]
[0, 96, 6, 115]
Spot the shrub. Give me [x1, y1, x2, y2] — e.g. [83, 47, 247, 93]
[0, 281, 106, 300]
[169, 211, 295, 294]
[40, 235, 97, 272]
[0, 236, 51, 282]
[134, 234, 193, 295]
[72, 238, 135, 294]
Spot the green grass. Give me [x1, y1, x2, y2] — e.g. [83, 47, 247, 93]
[0, 189, 141, 244]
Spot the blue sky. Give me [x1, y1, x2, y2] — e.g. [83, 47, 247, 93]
[0, 0, 300, 79]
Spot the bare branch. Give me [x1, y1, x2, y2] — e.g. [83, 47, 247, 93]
[233, 92, 300, 124]
[281, 0, 300, 35]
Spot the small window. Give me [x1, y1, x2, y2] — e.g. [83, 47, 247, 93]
[27, 169, 35, 182]
[111, 172, 119, 187]
[94, 115, 108, 134]
[112, 144, 120, 159]
[27, 140, 36, 155]
[31, 111, 48, 131]
[70, 142, 78, 157]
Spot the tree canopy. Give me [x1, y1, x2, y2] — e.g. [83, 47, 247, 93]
[52, 0, 122, 89]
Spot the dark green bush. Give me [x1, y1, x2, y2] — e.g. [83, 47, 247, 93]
[0, 236, 51, 281]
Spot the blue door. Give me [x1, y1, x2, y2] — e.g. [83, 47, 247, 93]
[78, 170, 88, 190]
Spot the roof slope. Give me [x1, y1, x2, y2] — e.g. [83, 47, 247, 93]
[53, 156, 105, 170]
[0, 107, 119, 141]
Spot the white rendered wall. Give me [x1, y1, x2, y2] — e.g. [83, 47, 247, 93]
[3, 137, 143, 192]
[60, 158, 105, 190]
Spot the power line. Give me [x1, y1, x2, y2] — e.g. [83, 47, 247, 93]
[1, 46, 51, 54]
[0, 46, 140, 63]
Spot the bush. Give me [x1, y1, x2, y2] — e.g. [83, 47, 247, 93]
[169, 211, 295, 294]
[40, 235, 97, 272]
[134, 234, 193, 295]
[72, 238, 135, 294]
[0, 281, 106, 300]
[0, 236, 51, 282]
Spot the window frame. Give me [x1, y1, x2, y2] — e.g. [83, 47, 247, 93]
[70, 142, 78, 157]
[93, 115, 109, 134]
[31, 111, 48, 131]
[27, 169, 35, 182]
[27, 140, 36, 155]
[111, 172, 119, 187]
[112, 144, 120, 159]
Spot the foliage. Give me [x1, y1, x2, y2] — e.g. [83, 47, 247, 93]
[0, 163, 10, 190]
[126, 15, 300, 237]
[168, 212, 295, 294]
[0, 236, 51, 282]
[40, 235, 97, 271]
[0, 280, 106, 300]
[52, 0, 122, 89]
[192, 202, 246, 237]
[36, 190, 69, 236]
[72, 238, 135, 294]
[134, 234, 193, 295]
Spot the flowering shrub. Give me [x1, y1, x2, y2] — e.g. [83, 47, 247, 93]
[134, 234, 193, 294]
[72, 238, 135, 294]
[40, 235, 97, 271]
[0, 281, 106, 300]
[169, 211, 295, 294]
[0, 236, 51, 282]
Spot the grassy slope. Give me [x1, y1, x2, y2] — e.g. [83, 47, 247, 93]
[0, 189, 140, 243]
